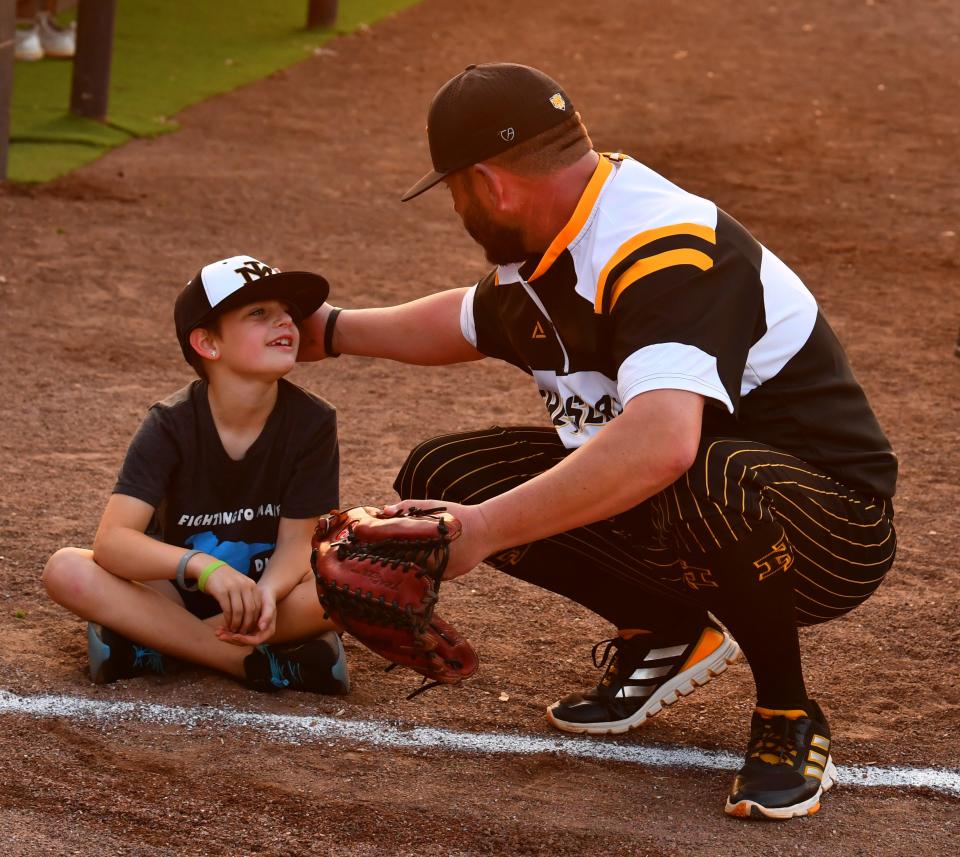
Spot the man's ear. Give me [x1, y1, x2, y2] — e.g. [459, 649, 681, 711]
[189, 327, 219, 360]
[471, 163, 509, 211]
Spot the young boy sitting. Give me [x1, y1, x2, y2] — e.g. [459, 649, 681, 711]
[42, 255, 349, 694]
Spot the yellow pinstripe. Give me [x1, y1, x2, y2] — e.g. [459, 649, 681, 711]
[790, 544, 892, 586]
[764, 488, 894, 548]
[768, 482, 887, 526]
[775, 508, 895, 568]
[441, 453, 544, 498]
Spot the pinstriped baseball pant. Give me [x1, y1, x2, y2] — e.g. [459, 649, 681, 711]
[393, 426, 896, 708]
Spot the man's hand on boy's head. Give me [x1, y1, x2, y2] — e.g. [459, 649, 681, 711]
[215, 588, 277, 647]
[295, 301, 336, 362]
[202, 564, 263, 635]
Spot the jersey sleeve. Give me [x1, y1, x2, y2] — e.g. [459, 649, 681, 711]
[606, 243, 766, 414]
[113, 407, 180, 508]
[461, 270, 528, 370]
[281, 407, 340, 518]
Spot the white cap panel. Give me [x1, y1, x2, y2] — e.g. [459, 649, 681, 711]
[200, 256, 279, 308]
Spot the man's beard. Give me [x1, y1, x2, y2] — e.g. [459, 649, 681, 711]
[462, 200, 528, 266]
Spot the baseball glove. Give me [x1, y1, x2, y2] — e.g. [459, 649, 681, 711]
[310, 505, 478, 695]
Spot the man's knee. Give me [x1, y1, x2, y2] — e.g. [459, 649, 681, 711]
[395, 433, 449, 499]
[394, 430, 488, 500]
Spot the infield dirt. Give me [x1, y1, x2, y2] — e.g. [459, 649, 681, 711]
[1, 0, 958, 854]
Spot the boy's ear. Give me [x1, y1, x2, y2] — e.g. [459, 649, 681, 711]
[189, 327, 219, 360]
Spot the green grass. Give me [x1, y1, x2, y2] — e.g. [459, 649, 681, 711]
[8, 0, 421, 182]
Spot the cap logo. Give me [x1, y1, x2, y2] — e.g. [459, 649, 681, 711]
[234, 259, 279, 284]
[500, 127, 516, 142]
[549, 92, 566, 111]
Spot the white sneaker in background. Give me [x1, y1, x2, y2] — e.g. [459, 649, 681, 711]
[14, 24, 44, 62]
[36, 11, 76, 59]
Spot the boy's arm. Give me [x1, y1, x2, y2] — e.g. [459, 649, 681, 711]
[255, 516, 316, 602]
[93, 494, 264, 634]
[297, 288, 485, 365]
[214, 516, 316, 646]
[93, 494, 205, 581]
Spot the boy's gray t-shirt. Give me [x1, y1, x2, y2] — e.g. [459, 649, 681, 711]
[114, 377, 339, 580]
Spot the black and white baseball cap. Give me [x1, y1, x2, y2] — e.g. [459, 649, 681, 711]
[174, 255, 329, 363]
[401, 63, 574, 201]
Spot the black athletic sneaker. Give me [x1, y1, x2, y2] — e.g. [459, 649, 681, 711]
[243, 631, 350, 694]
[546, 623, 740, 735]
[725, 699, 838, 820]
[87, 622, 168, 685]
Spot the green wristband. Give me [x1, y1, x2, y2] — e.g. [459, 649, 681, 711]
[197, 560, 226, 593]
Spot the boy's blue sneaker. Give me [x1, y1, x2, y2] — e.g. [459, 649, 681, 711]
[87, 622, 168, 685]
[243, 631, 350, 695]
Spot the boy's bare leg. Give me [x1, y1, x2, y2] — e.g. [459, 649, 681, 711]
[202, 571, 340, 644]
[270, 572, 340, 643]
[43, 547, 249, 678]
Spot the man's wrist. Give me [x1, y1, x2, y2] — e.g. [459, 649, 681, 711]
[324, 307, 343, 357]
[474, 501, 510, 555]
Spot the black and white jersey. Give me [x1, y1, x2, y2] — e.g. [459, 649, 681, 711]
[460, 154, 897, 498]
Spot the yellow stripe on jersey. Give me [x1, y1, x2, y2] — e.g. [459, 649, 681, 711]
[527, 156, 614, 282]
[594, 222, 717, 313]
[608, 249, 714, 310]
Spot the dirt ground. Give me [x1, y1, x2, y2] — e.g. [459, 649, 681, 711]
[1, 0, 958, 853]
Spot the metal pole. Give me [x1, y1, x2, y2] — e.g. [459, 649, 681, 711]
[69, 0, 116, 120]
[306, 0, 337, 30]
[0, 0, 15, 180]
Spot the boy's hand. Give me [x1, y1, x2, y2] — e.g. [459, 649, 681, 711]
[215, 587, 277, 646]
[202, 565, 263, 634]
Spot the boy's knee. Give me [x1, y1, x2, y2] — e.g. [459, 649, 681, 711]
[42, 548, 95, 603]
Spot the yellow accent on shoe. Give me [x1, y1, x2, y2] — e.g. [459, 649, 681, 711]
[754, 706, 808, 719]
[679, 626, 724, 671]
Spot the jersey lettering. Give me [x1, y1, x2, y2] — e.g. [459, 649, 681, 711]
[539, 391, 623, 434]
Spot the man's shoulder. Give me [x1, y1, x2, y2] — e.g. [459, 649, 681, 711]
[572, 157, 721, 310]
[593, 155, 718, 242]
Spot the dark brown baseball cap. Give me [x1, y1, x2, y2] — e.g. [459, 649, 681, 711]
[401, 62, 574, 201]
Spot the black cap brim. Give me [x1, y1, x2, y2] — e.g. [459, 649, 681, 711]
[400, 168, 449, 202]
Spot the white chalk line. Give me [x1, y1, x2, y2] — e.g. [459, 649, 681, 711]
[1, 689, 958, 796]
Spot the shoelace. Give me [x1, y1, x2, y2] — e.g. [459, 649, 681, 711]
[131, 645, 165, 675]
[591, 637, 629, 689]
[263, 646, 303, 688]
[749, 715, 799, 766]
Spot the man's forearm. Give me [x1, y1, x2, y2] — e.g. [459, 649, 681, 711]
[298, 289, 483, 365]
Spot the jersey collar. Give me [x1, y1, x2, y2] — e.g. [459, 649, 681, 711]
[523, 153, 614, 282]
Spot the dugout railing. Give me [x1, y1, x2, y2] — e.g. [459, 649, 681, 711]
[0, 0, 338, 181]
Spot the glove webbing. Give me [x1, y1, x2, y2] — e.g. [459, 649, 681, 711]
[317, 581, 438, 630]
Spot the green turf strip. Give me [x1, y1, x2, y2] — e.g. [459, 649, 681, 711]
[8, 0, 421, 183]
